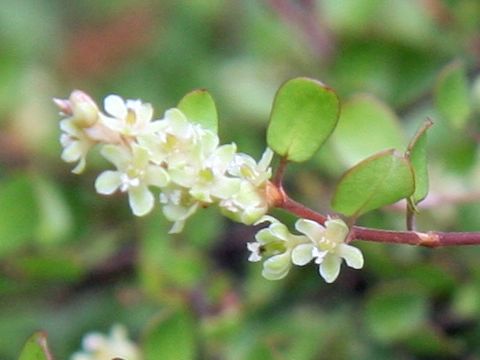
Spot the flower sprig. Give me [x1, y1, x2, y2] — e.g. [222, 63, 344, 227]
[55, 91, 273, 234]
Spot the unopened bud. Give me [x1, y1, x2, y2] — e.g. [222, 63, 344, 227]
[69, 90, 99, 127]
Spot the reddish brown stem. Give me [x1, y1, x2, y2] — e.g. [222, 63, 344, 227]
[273, 156, 289, 186]
[273, 185, 480, 248]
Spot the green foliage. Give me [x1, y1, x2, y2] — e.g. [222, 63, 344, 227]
[435, 61, 472, 129]
[178, 89, 218, 133]
[332, 149, 415, 217]
[267, 77, 340, 162]
[18, 332, 52, 360]
[0, 173, 38, 255]
[332, 94, 404, 167]
[143, 309, 197, 360]
[406, 120, 432, 204]
[364, 283, 428, 343]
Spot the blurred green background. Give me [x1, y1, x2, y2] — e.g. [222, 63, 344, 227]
[3, 0, 480, 358]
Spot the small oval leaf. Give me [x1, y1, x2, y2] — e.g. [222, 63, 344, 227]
[178, 89, 218, 132]
[332, 94, 405, 167]
[435, 61, 471, 129]
[18, 331, 53, 360]
[267, 77, 340, 162]
[332, 149, 415, 217]
[406, 119, 432, 204]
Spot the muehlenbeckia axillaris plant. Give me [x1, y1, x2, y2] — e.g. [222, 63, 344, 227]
[57, 77, 463, 285]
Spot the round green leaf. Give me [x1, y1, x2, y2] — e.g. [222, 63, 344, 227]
[332, 149, 415, 217]
[143, 309, 197, 360]
[267, 77, 340, 162]
[178, 89, 218, 132]
[435, 61, 471, 129]
[406, 119, 432, 204]
[332, 94, 405, 167]
[18, 331, 53, 360]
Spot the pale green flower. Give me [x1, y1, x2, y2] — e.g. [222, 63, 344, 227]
[101, 94, 161, 137]
[169, 144, 240, 203]
[70, 324, 141, 360]
[139, 108, 218, 169]
[220, 148, 273, 224]
[95, 144, 169, 216]
[296, 218, 364, 283]
[248, 216, 310, 280]
[159, 187, 200, 233]
[59, 118, 95, 174]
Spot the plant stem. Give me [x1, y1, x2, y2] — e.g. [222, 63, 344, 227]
[275, 189, 480, 248]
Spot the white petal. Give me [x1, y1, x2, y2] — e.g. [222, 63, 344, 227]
[295, 219, 325, 241]
[100, 145, 130, 169]
[138, 102, 153, 123]
[291, 243, 314, 266]
[146, 165, 169, 187]
[132, 144, 150, 169]
[337, 244, 364, 269]
[269, 222, 291, 241]
[258, 147, 274, 171]
[104, 94, 127, 119]
[255, 227, 281, 245]
[168, 220, 186, 234]
[210, 177, 241, 199]
[162, 202, 198, 221]
[61, 141, 83, 162]
[319, 255, 342, 283]
[71, 157, 86, 174]
[247, 242, 262, 262]
[262, 252, 291, 280]
[128, 186, 154, 216]
[95, 171, 121, 194]
[325, 218, 349, 244]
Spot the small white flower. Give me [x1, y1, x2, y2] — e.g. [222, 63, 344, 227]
[59, 118, 95, 174]
[70, 324, 141, 360]
[159, 187, 199, 233]
[95, 144, 169, 216]
[248, 216, 311, 280]
[220, 148, 273, 224]
[296, 218, 364, 283]
[101, 94, 161, 137]
[228, 147, 273, 187]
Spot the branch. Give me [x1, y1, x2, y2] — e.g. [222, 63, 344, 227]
[272, 185, 480, 248]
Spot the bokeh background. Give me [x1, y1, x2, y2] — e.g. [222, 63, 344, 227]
[3, 0, 480, 358]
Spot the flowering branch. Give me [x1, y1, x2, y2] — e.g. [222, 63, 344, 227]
[272, 184, 480, 248]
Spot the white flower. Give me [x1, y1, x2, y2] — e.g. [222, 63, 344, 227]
[59, 118, 95, 174]
[169, 143, 240, 203]
[95, 144, 169, 216]
[139, 108, 218, 169]
[296, 218, 364, 283]
[70, 324, 141, 360]
[159, 187, 199, 233]
[248, 216, 310, 280]
[228, 148, 273, 187]
[101, 94, 161, 136]
[54, 90, 100, 128]
[220, 148, 273, 224]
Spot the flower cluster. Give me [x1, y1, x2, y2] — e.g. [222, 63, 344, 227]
[55, 91, 273, 233]
[70, 324, 141, 360]
[247, 216, 364, 283]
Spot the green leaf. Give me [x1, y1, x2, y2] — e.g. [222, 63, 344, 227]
[33, 176, 73, 245]
[178, 89, 218, 132]
[435, 61, 471, 129]
[0, 173, 39, 256]
[332, 94, 405, 167]
[267, 77, 340, 162]
[143, 309, 197, 360]
[406, 119, 432, 204]
[364, 283, 428, 343]
[18, 331, 52, 360]
[332, 149, 415, 217]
